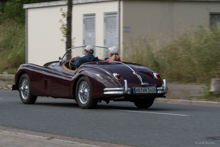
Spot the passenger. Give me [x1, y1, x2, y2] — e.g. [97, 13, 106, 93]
[73, 45, 99, 68]
[105, 46, 121, 61]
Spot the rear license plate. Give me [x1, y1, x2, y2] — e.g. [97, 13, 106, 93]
[133, 87, 156, 94]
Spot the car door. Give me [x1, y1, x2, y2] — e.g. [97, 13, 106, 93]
[50, 66, 74, 98]
[29, 65, 52, 96]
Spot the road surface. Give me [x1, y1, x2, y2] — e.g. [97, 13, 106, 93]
[0, 90, 220, 147]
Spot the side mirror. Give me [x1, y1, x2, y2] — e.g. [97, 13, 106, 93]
[59, 57, 62, 65]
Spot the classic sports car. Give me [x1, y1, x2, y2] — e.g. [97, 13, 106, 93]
[12, 46, 168, 109]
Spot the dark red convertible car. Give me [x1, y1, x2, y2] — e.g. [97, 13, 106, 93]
[12, 46, 168, 109]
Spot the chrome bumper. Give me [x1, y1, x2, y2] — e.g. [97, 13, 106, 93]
[103, 79, 168, 95]
[157, 79, 168, 94]
[103, 80, 131, 95]
[11, 85, 17, 91]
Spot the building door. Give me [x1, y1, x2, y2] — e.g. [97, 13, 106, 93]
[105, 13, 118, 57]
[210, 14, 220, 28]
[84, 15, 96, 54]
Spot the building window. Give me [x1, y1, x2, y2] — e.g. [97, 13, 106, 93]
[210, 14, 220, 28]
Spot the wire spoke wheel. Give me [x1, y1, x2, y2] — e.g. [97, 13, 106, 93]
[19, 74, 37, 104]
[78, 81, 90, 104]
[20, 79, 29, 100]
[76, 77, 97, 109]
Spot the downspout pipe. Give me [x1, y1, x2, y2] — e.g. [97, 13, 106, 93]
[25, 9, 28, 63]
[118, 0, 121, 53]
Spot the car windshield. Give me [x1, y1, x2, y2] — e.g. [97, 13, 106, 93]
[61, 46, 108, 61]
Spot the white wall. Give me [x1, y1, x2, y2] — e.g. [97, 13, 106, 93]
[27, 1, 117, 66]
[28, 1, 220, 65]
[28, 6, 66, 66]
[122, 1, 220, 46]
[173, 2, 220, 36]
[72, 1, 117, 59]
[123, 1, 174, 46]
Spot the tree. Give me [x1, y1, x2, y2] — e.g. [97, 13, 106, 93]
[0, 0, 8, 14]
[66, 0, 72, 59]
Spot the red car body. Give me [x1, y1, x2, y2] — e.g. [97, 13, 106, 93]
[12, 46, 168, 109]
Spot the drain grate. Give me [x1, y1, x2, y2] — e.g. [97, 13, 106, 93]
[207, 136, 220, 140]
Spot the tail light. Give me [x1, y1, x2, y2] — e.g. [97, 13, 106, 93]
[153, 73, 160, 79]
[113, 73, 121, 80]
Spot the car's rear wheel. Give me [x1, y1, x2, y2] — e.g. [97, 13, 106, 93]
[134, 98, 155, 109]
[76, 76, 97, 109]
[19, 74, 37, 104]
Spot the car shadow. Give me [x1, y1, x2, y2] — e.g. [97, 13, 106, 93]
[32, 101, 191, 112]
[96, 104, 189, 112]
[34, 102, 78, 108]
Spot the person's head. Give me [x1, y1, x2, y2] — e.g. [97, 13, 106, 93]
[108, 46, 119, 57]
[108, 46, 120, 61]
[84, 45, 94, 55]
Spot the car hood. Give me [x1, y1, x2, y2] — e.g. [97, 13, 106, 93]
[83, 61, 163, 87]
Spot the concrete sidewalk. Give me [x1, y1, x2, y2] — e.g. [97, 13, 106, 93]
[0, 130, 99, 147]
[155, 98, 220, 107]
[0, 126, 132, 147]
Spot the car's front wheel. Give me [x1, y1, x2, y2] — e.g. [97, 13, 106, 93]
[75, 76, 97, 109]
[19, 74, 37, 104]
[134, 98, 155, 109]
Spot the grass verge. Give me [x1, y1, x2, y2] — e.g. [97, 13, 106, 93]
[124, 27, 220, 83]
[197, 83, 220, 101]
[0, 21, 25, 72]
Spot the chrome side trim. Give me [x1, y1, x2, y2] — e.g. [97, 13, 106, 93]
[104, 88, 124, 91]
[141, 82, 150, 86]
[104, 91, 124, 95]
[116, 61, 149, 86]
[163, 79, 167, 90]
[104, 79, 131, 95]
[124, 80, 128, 94]
[157, 79, 168, 94]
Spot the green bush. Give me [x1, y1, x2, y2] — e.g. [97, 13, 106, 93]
[0, 21, 25, 71]
[124, 27, 220, 83]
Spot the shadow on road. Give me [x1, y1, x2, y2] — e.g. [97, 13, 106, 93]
[32, 101, 191, 112]
[34, 102, 78, 108]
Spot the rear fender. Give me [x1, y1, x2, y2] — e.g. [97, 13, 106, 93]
[73, 68, 122, 99]
[14, 64, 30, 90]
[15, 71, 27, 90]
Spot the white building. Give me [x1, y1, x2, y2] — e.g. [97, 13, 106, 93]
[24, 0, 220, 66]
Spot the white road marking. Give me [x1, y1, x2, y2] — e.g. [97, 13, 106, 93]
[120, 110, 189, 117]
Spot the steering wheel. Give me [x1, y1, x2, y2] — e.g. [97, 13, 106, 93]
[69, 57, 76, 70]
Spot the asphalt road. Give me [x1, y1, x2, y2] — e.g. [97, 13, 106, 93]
[0, 90, 220, 147]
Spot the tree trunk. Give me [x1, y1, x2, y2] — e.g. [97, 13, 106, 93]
[66, 0, 72, 60]
[1, 1, 6, 14]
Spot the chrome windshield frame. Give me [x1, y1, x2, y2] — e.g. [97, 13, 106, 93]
[61, 46, 109, 60]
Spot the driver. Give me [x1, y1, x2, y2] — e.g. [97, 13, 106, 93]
[73, 45, 99, 68]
